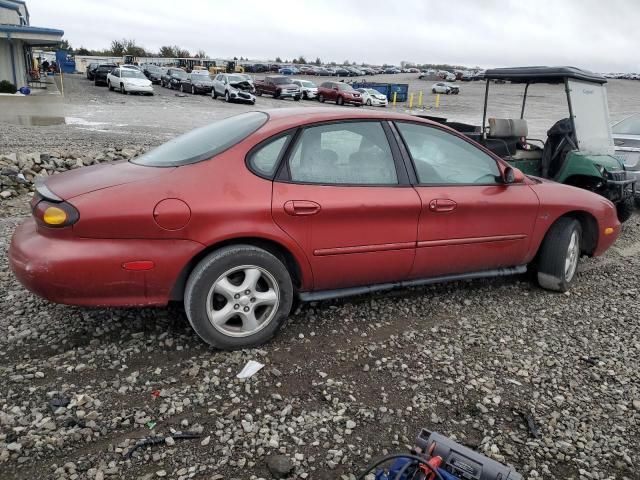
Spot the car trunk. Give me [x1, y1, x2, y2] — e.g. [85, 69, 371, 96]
[44, 160, 174, 200]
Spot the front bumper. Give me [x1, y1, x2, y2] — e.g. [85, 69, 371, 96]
[229, 90, 256, 102]
[605, 169, 636, 201]
[370, 97, 388, 106]
[303, 90, 318, 99]
[278, 90, 301, 98]
[125, 84, 154, 93]
[347, 97, 364, 105]
[194, 85, 213, 93]
[9, 218, 202, 307]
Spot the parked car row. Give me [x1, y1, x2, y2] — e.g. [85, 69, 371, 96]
[85, 63, 154, 95]
[85, 65, 392, 107]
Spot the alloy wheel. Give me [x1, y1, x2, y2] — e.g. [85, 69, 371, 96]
[205, 265, 280, 337]
[565, 231, 579, 282]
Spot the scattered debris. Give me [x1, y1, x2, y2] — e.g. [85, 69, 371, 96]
[237, 360, 265, 379]
[125, 432, 202, 459]
[519, 411, 541, 438]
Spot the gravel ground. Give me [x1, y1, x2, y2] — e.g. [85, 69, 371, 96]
[1, 74, 640, 480]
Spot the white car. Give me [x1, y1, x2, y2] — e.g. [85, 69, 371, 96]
[431, 82, 460, 95]
[291, 79, 318, 100]
[355, 88, 388, 107]
[107, 66, 154, 95]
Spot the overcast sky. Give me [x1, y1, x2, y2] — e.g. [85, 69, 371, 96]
[27, 0, 639, 72]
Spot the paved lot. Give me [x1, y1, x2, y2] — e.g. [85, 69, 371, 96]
[0, 74, 639, 480]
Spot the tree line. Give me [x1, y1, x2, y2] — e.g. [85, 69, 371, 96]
[54, 38, 474, 70]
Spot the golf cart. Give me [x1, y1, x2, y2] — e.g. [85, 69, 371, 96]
[424, 66, 636, 222]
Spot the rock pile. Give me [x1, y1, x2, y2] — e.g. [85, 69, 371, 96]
[0, 146, 147, 200]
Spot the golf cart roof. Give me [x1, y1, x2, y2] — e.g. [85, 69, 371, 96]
[484, 66, 607, 85]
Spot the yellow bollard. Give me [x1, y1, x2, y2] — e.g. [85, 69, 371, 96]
[392, 91, 397, 107]
[409, 92, 414, 109]
[435, 93, 440, 108]
[418, 91, 423, 107]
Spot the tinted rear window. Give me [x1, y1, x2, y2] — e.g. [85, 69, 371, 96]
[132, 112, 268, 167]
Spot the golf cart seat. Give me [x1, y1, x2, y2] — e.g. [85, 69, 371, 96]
[482, 118, 528, 157]
[541, 118, 577, 178]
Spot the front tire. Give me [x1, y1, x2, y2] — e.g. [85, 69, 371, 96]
[212, 89, 217, 99]
[191, 85, 196, 95]
[225, 91, 231, 102]
[536, 218, 582, 292]
[366, 99, 372, 106]
[337, 96, 344, 106]
[108, 81, 113, 91]
[121, 83, 127, 94]
[432, 88, 436, 94]
[184, 245, 294, 349]
[616, 197, 634, 223]
[318, 93, 325, 103]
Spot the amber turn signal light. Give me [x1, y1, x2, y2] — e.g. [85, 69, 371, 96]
[43, 206, 67, 225]
[604, 227, 614, 235]
[33, 200, 79, 228]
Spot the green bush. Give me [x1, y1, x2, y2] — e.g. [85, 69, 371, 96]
[0, 80, 17, 93]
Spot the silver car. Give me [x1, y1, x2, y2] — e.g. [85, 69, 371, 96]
[291, 79, 318, 100]
[211, 73, 256, 104]
[613, 113, 640, 206]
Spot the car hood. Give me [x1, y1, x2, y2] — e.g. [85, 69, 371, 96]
[45, 160, 174, 200]
[230, 80, 254, 91]
[613, 134, 640, 149]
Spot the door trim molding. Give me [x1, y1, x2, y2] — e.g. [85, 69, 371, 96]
[417, 234, 526, 248]
[314, 241, 415, 256]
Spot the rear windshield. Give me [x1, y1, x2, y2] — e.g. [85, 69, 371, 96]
[132, 112, 268, 167]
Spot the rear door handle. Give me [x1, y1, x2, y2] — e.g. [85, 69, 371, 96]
[284, 200, 321, 216]
[429, 199, 457, 213]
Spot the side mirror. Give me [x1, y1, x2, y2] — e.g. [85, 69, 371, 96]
[333, 86, 339, 91]
[503, 166, 525, 184]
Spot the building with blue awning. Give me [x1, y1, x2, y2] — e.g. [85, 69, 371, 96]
[0, 0, 63, 87]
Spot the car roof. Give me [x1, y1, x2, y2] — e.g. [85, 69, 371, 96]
[484, 66, 606, 84]
[259, 107, 438, 133]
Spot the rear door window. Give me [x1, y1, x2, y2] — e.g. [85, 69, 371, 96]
[287, 122, 398, 185]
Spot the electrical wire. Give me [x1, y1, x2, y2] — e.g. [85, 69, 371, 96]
[356, 453, 445, 480]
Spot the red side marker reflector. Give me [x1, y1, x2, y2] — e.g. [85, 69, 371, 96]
[122, 260, 155, 271]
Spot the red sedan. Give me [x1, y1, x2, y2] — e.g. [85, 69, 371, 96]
[9, 108, 620, 349]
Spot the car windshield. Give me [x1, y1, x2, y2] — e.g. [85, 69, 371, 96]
[192, 72, 211, 79]
[300, 80, 315, 87]
[173, 70, 187, 78]
[271, 77, 290, 84]
[98, 65, 115, 71]
[337, 83, 353, 91]
[132, 112, 268, 167]
[146, 65, 161, 72]
[122, 69, 146, 79]
[612, 114, 640, 135]
[227, 75, 244, 82]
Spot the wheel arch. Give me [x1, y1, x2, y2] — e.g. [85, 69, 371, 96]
[540, 210, 598, 258]
[170, 236, 306, 301]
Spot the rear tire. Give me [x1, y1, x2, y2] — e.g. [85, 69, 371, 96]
[536, 218, 582, 292]
[191, 85, 195, 95]
[432, 88, 436, 94]
[366, 99, 372, 106]
[616, 197, 634, 223]
[180, 84, 184, 93]
[184, 245, 293, 349]
[318, 94, 325, 103]
[212, 89, 217, 99]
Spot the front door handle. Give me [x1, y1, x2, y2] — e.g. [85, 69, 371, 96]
[429, 199, 457, 213]
[284, 200, 321, 216]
